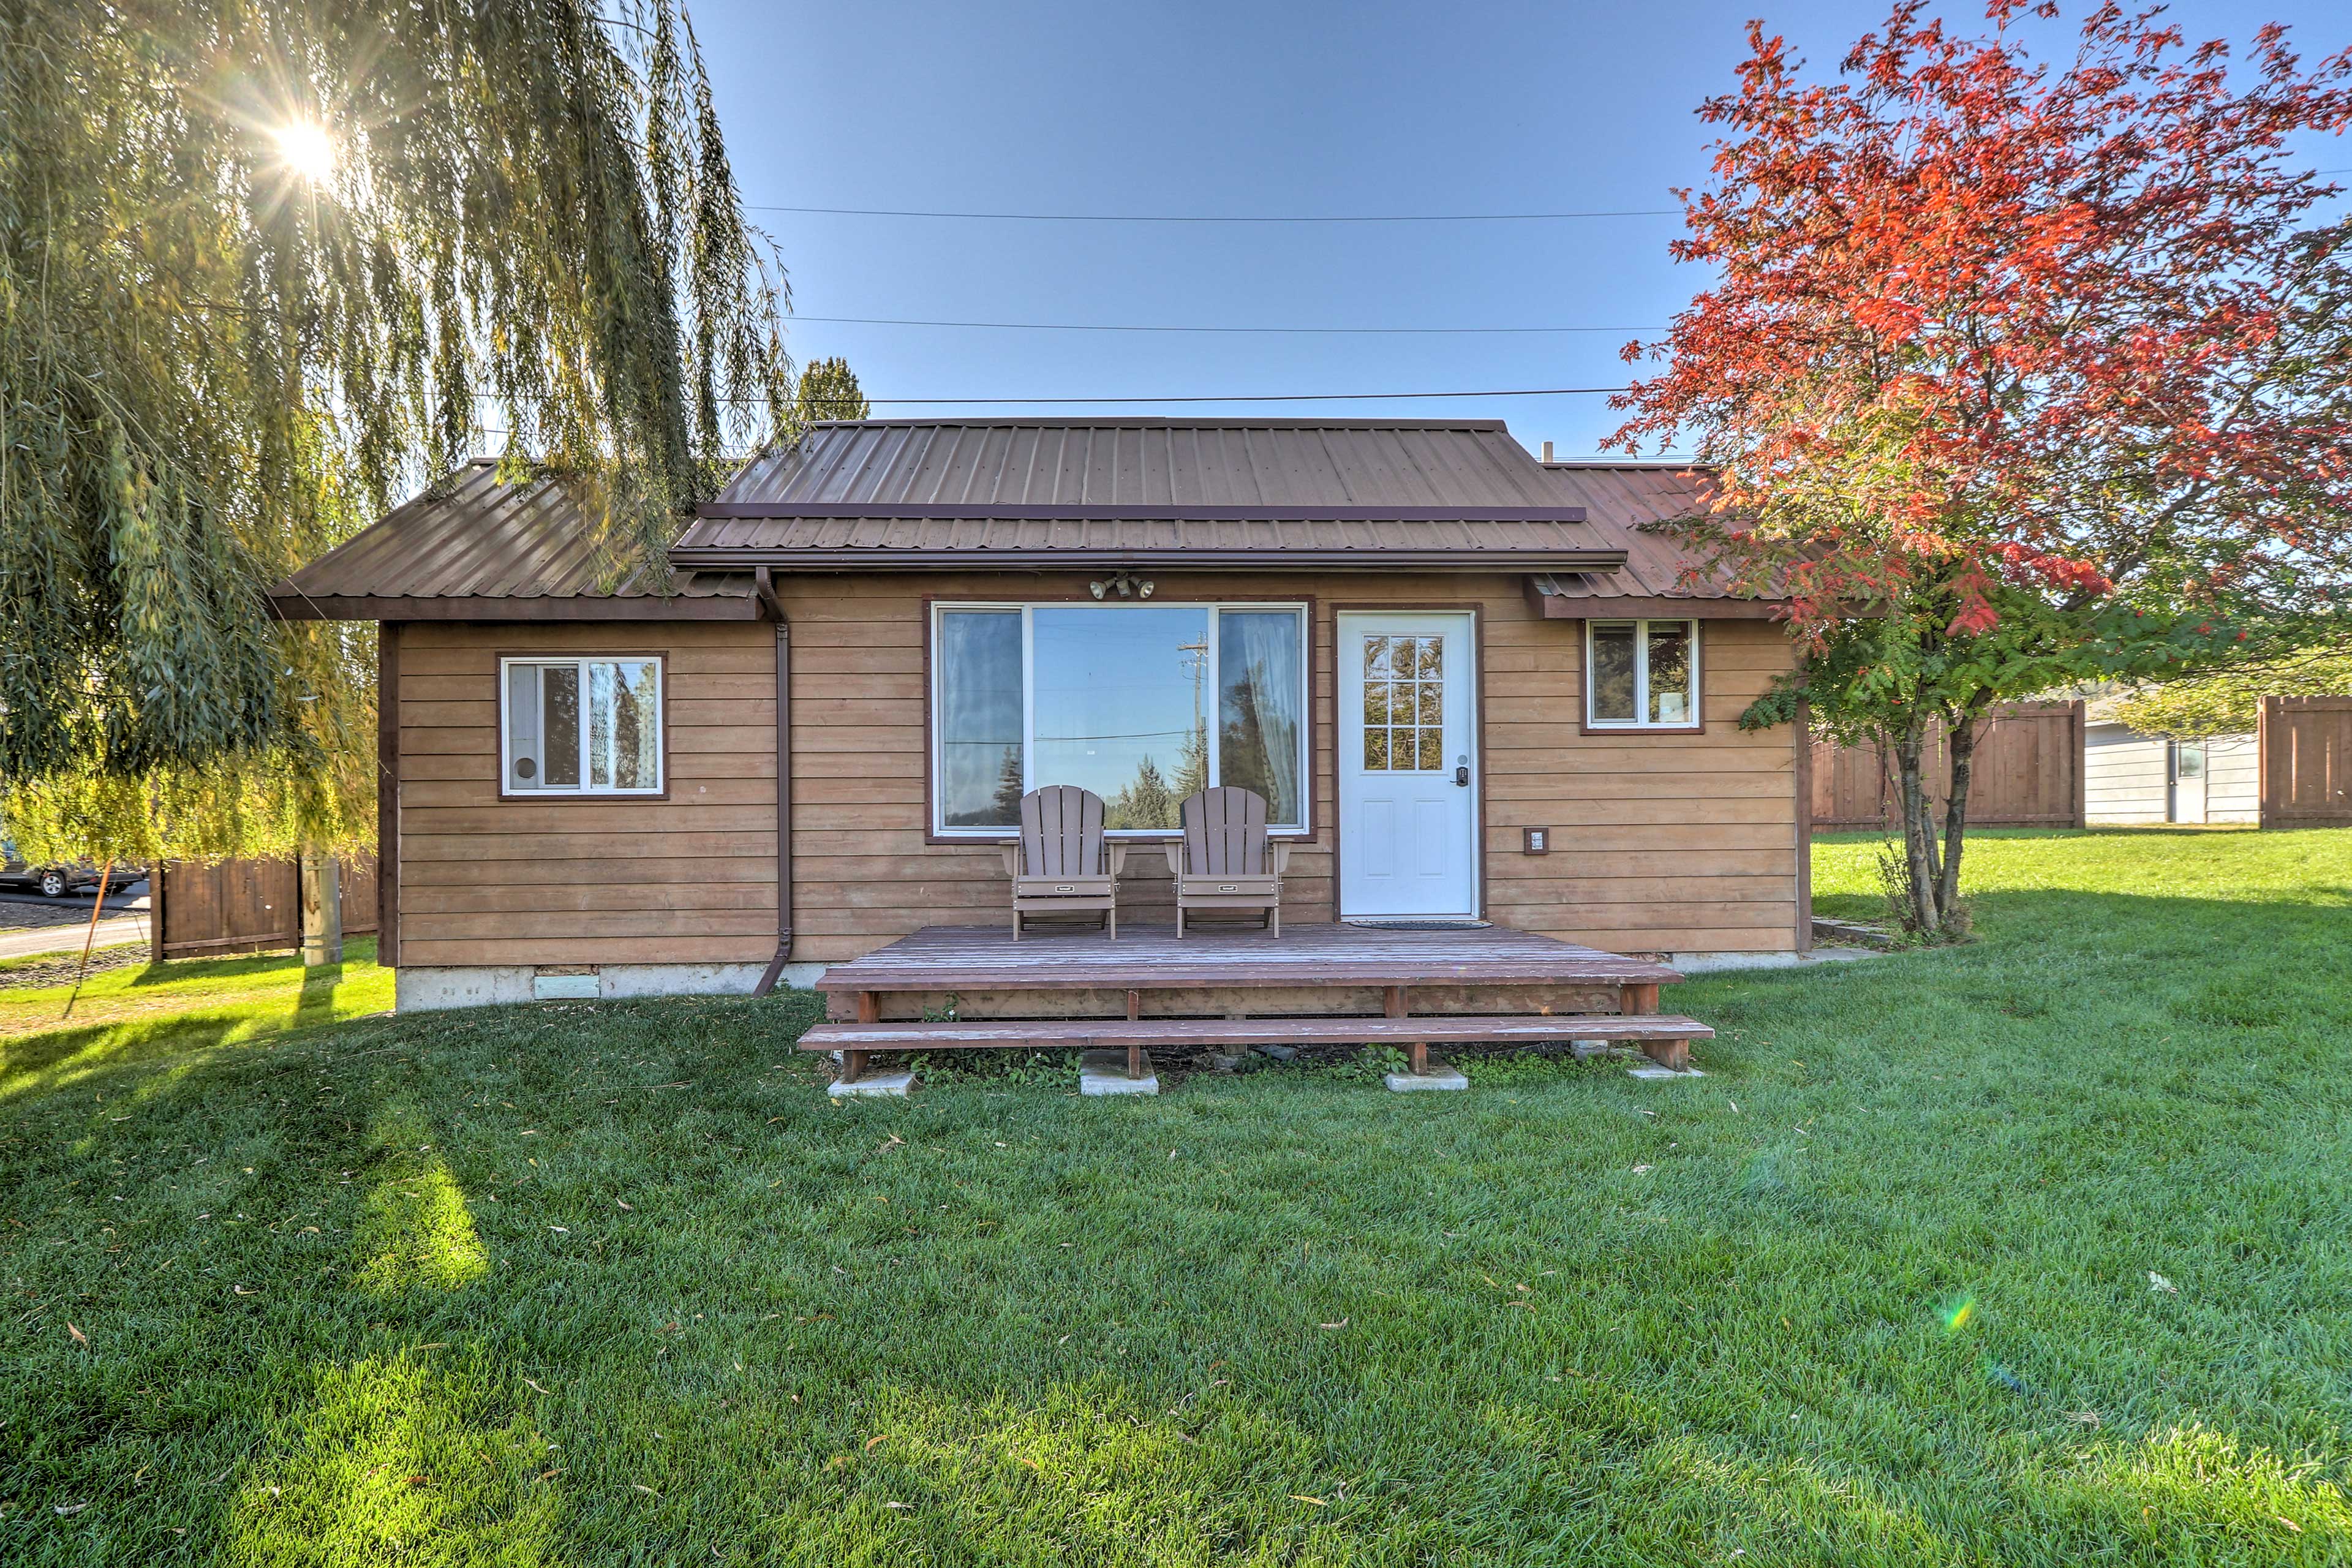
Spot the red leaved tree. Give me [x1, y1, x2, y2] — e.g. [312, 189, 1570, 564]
[1612, 1, 2352, 935]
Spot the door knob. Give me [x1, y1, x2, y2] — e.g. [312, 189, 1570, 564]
[1454, 755, 1471, 787]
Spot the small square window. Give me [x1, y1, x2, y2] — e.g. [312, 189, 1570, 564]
[503, 657, 663, 794]
[1585, 620, 1700, 731]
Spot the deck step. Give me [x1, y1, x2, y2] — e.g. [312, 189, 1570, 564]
[801, 1014, 1711, 1053]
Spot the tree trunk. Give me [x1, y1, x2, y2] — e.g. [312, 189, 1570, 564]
[1936, 711, 1981, 919]
[1891, 726, 1945, 934]
[299, 843, 342, 967]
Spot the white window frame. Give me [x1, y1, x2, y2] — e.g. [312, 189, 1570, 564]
[1583, 619, 1702, 731]
[499, 655, 666, 797]
[929, 600, 1311, 838]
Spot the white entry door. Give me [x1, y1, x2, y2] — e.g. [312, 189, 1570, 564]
[1337, 611, 1479, 918]
[2171, 741, 2208, 824]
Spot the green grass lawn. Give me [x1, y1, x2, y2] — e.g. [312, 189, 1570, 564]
[3, 831, 2347, 1564]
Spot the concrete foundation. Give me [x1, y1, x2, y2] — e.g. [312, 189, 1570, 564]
[828, 1071, 918, 1098]
[393, 961, 807, 1012]
[1671, 947, 1880, 975]
[595, 962, 772, 998]
[395, 966, 535, 1011]
[1385, 1058, 1469, 1092]
[1626, 1063, 1708, 1080]
[1079, 1049, 1159, 1096]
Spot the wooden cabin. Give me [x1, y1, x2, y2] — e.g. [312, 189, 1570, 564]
[272, 420, 1807, 1076]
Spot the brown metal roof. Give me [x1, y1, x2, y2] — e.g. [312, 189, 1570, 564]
[268, 461, 757, 621]
[669, 418, 1624, 571]
[1526, 461, 1785, 618]
[715, 418, 1579, 509]
[267, 431, 1783, 611]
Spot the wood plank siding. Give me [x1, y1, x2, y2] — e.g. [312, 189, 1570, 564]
[394, 573, 1802, 970]
[395, 621, 782, 968]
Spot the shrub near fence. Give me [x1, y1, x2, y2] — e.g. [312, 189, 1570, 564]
[1809, 701, 2086, 832]
[152, 854, 379, 960]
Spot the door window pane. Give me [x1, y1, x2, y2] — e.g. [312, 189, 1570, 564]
[1646, 623, 1693, 725]
[1033, 606, 1208, 831]
[938, 611, 1024, 828]
[1363, 633, 1442, 772]
[1217, 609, 1303, 826]
[1589, 625, 1637, 723]
[2176, 744, 2205, 780]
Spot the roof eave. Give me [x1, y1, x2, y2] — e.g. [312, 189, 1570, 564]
[266, 590, 763, 623]
[1523, 574, 1784, 620]
[665, 547, 1631, 575]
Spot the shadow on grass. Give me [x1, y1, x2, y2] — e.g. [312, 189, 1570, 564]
[9, 958, 2352, 1562]
[126, 941, 378, 990]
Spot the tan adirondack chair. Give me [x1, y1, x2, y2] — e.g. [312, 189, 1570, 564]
[1163, 786, 1290, 937]
[998, 785, 1127, 940]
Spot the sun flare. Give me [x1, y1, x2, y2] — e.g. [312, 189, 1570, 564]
[273, 120, 336, 183]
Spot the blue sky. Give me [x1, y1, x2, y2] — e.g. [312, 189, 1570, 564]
[692, 1, 2350, 455]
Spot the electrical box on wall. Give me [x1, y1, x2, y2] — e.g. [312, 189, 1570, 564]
[1523, 827, 1551, 854]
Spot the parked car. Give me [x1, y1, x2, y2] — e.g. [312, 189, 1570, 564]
[0, 842, 141, 899]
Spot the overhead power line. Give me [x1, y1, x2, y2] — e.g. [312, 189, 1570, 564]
[856, 386, 1629, 406]
[793, 314, 1657, 336]
[748, 202, 1678, 224]
[752, 167, 2351, 225]
[476, 385, 1630, 410]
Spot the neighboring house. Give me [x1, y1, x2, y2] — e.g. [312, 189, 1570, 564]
[270, 420, 1805, 1012]
[2082, 693, 2258, 825]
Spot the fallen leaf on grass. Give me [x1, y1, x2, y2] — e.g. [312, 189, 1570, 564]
[1504, 1301, 1537, 1311]
[1290, 1495, 1325, 1507]
[2148, 1272, 2178, 1295]
[55, 1502, 89, 1517]
[1631, 1164, 1654, 1175]
[549, 1226, 569, 1234]
[615, 1201, 634, 1211]
[865, 1436, 888, 1452]
[232, 1285, 258, 1296]
[1318, 1319, 1348, 1330]
[2065, 1411, 2101, 1427]
[67, 1322, 88, 1347]
[2278, 1517, 2302, 1533]
[1019, 1458, 1041, 1471]
[633, 1484, 658, 1496]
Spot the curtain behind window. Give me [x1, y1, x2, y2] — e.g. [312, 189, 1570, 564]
[1218, 609, 1302, 825]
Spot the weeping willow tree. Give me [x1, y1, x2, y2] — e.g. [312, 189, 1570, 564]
[0, 0, 793, 867]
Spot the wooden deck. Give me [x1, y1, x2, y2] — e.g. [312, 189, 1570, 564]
[807, 922, 1703, 1083]
[816, 921, 1683, 995]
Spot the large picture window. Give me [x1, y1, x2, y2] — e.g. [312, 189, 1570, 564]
[1585, 620, 1700, 730]
[502, 656, 663, 794]
[933, 603, 1307, 834]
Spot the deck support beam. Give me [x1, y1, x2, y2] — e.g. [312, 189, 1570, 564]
[1619, 981, 1686, 1068]
[1385, 986, 1432, 1076]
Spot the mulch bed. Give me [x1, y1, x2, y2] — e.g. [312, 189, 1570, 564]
[0, 944, 150, 993]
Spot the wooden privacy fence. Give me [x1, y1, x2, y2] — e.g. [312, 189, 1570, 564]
[153, 854, 379, 960]
[2260, 696, 2352, 828]
[1809, 701, 2086, 831]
